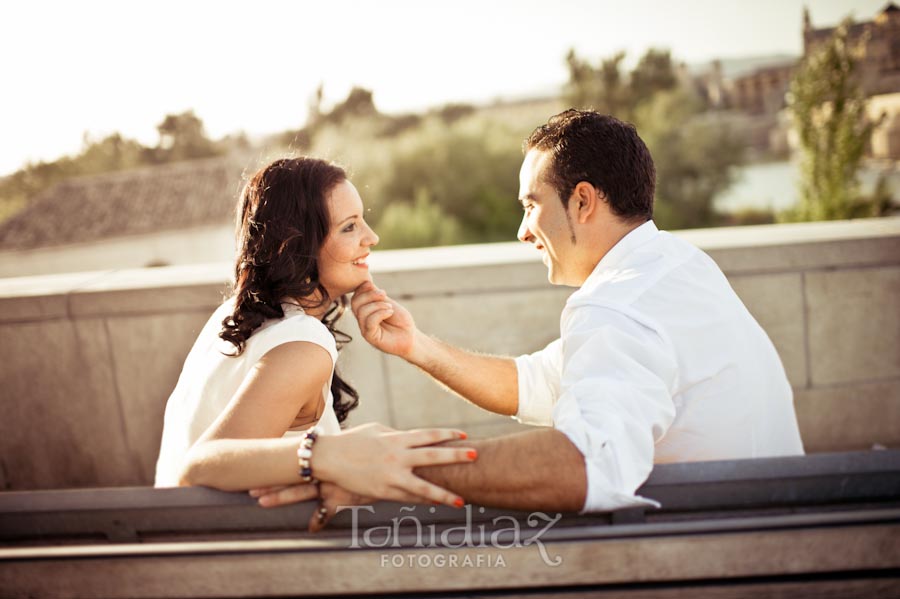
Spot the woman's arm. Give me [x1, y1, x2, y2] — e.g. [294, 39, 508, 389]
[177, 340, 332, 487]
[179, 436, 304, 490]
[179, 423, 477, 507]
[176, 340, 478, 505]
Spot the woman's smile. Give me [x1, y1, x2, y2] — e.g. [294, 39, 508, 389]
[317, 180, 379, 299]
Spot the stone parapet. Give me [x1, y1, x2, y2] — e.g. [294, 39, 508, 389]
[1, 218, 898, 489]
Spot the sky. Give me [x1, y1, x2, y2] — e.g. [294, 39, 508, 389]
[1, 0, 889, 176]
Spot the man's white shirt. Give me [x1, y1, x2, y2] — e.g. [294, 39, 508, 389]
[514, 221, 804, 512]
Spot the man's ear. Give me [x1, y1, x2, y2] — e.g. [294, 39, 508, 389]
[570, 182, 602, 224]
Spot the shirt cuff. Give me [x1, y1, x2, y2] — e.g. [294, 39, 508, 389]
[580, 445, 660, 512]
[554, 397, 660, 513]
[513, 354, 554, 426]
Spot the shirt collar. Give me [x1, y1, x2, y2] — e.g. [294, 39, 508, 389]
[587, 219, 659, 278]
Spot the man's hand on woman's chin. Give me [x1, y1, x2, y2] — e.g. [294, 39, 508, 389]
[351, 281, 417, 358]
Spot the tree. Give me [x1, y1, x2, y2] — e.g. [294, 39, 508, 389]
[564, 49, 629, 118]
[326, 87, 378, 123]
[636, 88, 744, 229]
[154, 110, 220, 162]
[563, 48, 743, 229]
[378, 121, 523, 243]
[78, 132, 146, 172]
[375, 189, 462, 248]
[630, 49, 679, 108]
[0, 133, 147, 224]
[785, 19, 880, 221]
[0, 110, 226, 225]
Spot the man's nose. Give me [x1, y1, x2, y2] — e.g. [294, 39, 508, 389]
[517, 213, 532, 243]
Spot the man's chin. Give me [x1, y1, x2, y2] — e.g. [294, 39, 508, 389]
[547, 269, 579, 288]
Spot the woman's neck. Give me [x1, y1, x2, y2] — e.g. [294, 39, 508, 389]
[287, 293, 333, 319]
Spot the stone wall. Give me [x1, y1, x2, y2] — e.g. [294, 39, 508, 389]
[0, 224, 234, 278]
[1, 218, 898, 490]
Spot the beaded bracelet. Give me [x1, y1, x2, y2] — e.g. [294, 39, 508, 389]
[297, 426, 322, 483]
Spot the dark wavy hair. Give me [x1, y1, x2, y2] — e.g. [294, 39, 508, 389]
[525, 109, 655, 222]
[219, 157, 359, 424]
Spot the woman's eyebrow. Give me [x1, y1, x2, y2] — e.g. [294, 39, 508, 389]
[335, 214, 360, 226]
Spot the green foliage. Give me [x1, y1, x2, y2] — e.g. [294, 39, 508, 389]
[0, 111, 227, 223]
[375, 189, 462, 249]
[717, 207, 776, 227]
[281, 87, 438, 151]
[437, 103, 476, 125]
[322, 87, 378, 124]
[0, 157, 77, 221]
[0, 135, 138, 223]
[375, 118, 524, 243]
[564, 48, 680, 123]
[78, 132, 149, 171]
[0, 187, 27, 223]
[564, 48, 743, 230]
[301, 107, 530, 248]
[846, 174, 899, 218]
[783, 20, 880, 222]
[152, 110, 221, 162]
[565, 49, 630, 118]
[639, 90, 745, 229]
[630, 49, 680, 108]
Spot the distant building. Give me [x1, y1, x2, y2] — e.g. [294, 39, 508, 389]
[729, 63, 796, 116]
[803, 3, 900, 160]
[803, 2, 900, 98]
[694, 58, 797, 158]
[0, 155, 251, 278]
[868, 93, 900, 161]
[701, 3, 900, 159]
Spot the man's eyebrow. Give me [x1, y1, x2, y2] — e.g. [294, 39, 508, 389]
[518, 193, 539, 204]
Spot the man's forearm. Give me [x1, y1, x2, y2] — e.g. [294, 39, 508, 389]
[413, 428, 587, 512]
[407, 331, 519, 416]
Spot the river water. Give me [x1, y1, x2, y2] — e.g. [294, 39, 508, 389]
[714, 161, 900, 213]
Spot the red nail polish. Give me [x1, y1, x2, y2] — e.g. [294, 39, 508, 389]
[467, 450, 478, 460]
[453, 497, 465, 508]
[458, 432, 468, 440]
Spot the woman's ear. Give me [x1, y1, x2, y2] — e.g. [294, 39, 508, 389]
[570, 182, 601, 224]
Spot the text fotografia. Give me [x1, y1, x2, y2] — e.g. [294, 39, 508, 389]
[382, 553, 507, 568]
[345, 505, 563, 567]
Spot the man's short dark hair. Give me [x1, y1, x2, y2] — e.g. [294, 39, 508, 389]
[524, 109, 655, 221]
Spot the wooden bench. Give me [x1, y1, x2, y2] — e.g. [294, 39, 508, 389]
[1, 450, 899, 598]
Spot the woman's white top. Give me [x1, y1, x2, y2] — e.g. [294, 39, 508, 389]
[154, 298, 340, 487]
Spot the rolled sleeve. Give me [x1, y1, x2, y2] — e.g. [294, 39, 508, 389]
[513, 338, 563, 426]
[553, 306, 677, 513]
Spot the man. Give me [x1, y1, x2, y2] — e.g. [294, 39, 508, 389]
[263, 109, 804, 521]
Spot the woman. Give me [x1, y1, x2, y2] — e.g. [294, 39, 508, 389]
[154, 157, 472, 511]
